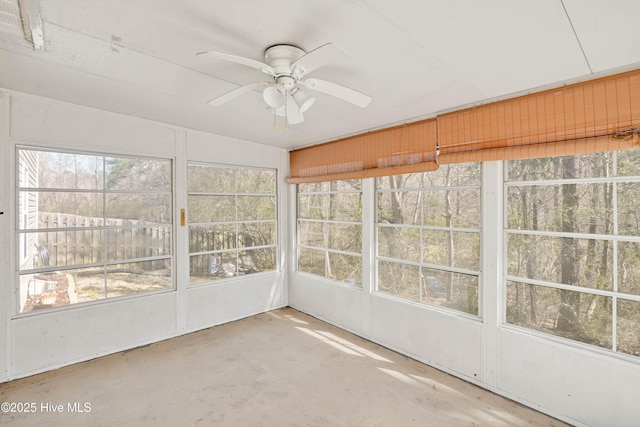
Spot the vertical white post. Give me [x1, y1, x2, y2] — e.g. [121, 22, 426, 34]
[361, 177, 375, 337]
[481, 160, 503, 389]
[174, 130, 188, 333]
[0, 90, 11, 380]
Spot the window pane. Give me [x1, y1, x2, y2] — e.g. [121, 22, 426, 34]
[238, 222, 276, 248]
[423, 230, 480, 271]
[237, 196, 276, 220]
[26, 151, 104, 190]
[425, 163, 481, 187]
[617, 298, 640, 356]
[298, 221, 325, 248]
[617, 149, 640, 176]
[377, 191, 420, 225]
[423, 189, 481, 228]
[189, 224, 236, 253]
[23, 192, 104, 223]
[189, 252, 237, 284]
[507, 234, 613, 291]
[506, 153, 612, 182]
[298, 194, 326, 220]
[328, 252, 361, 286]
[506, 281, 612, 349]
[187, 165, 235, 193]
[298, 248, 325, 277]
[507, 184, 613, 234]
[236, 168, 276, 193]
[618, 241, 640, 296]
[328, 223, 361, 253]
[328, 193, 361, 222]
[378, 261, 420, 302]
[106, 157, 171, 191]
[239, 247, 276, 274]
[188, 195, 235, 223]
[422, 268, 478, 315]
[378, 226, 420, 262]
[106, 260, 172, 298]
[298, 182, 330, 193]
[105, 227, 172, 261]
[106, 193, 171, 223]
[376, 173, 423, 190]
[618, 183, 640, 236]
[18, 230, 103, 270]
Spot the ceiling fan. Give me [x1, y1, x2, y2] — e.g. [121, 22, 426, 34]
[197, 43, 371, 128]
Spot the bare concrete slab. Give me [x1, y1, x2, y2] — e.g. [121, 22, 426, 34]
[0, 308, 567, 426]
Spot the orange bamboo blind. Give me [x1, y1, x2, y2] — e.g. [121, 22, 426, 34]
[287, 119, 437, 184]
[437, 70, 640, 164]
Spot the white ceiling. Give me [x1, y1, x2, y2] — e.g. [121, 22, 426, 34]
[1, 0, 639, 150]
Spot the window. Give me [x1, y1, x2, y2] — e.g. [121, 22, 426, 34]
[376, 164, 481, 315]
[16, 147, 173, 314]
[187, 164, 277, 284]
[505, 149, 640, 357]
[297, 180, 362, 286]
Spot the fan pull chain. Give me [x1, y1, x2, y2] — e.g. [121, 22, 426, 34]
[273, 107, 278, 131]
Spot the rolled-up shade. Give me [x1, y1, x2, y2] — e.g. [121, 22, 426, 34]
[287, 119, 437, 184]
[437, 70, 640, 164]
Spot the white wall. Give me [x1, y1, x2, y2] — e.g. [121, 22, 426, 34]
[0, 90, 288, 380]
[289, 161, 640, 427]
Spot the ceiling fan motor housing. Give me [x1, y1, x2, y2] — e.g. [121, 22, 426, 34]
[264, 44, 306, 81]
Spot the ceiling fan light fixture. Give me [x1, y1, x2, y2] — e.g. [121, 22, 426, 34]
[263, 86, 285, 109]
[293, 89, 316, 113]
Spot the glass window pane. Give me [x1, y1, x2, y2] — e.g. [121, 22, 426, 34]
[22, 151, 104, 190]
[106, 157, 171, 191]
[298, 247, 325, 277]
[18, 230, 103, 270]
[507, 184, 613, 234]
[618, 241, 640, 296]
[106, 193, 171, 223]
[328, 223, 361, 253]
[189, 251, 237, 284]
[376, 173, 423, 190]
[237, 196, 276, 220]
[328, 193, 361, 222]
[105, 227, 172, 261]
[187, 165, 235, 193]
[328, 252, 361, 286]
[20, 192, 104, 224]
[617, 149, 640, 177]
[106, 260, 172, 298]
[423, 230, 480, 271]
[425, 163, 481, 187]
[423, 189, 480, 228]
[188, 195, 235, 223]
[617, 298, 640, 357]
[506, 153, 612, 182]
[19, 268, 106, 313]
[377, 191, 420, 225]
[506, 281, 612, 349]
[239, 247, 276, 274]
[189, 224, 236, 253]
[507, 234, 613, 291]
[298, 221, 325, 248]
[298, 182, 330, 193]
[421, 268, 478, 315]
[377, 260, 420, 302]
[238, 222, 276, 248]
[618, 183, 640, 236]
[298, 194, 326, 220]
[378, 226, 420, 262]
[236, 168, 276, 193]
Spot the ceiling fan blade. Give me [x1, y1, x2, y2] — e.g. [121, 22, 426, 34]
[197, 51, 275, 76]
[285, 94, 305, 124]
[208, 82, 270, 106]
[292, 43, 348, 76]
[302, 78, 372, 108]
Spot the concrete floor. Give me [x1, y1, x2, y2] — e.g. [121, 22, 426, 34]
[0, 308, 567, 426]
